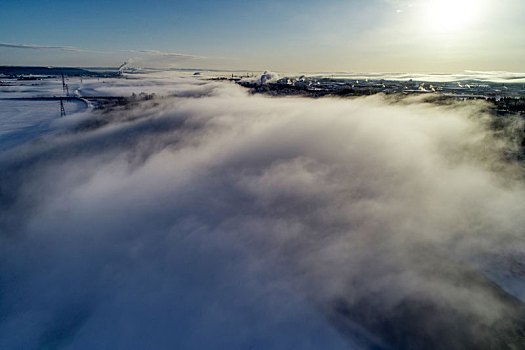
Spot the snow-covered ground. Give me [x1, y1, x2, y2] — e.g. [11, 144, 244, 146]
[0, 99, 85, 151]
[0, 73, 195, 151]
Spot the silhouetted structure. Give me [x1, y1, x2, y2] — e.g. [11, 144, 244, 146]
[61, 74, 69, 96]
[60, 100, 66, 117]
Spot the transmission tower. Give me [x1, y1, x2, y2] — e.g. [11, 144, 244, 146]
[61, 74, 69, 96]
[60, 99, 66, 117]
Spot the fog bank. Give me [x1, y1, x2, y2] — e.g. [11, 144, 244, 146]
[1, 77, 525, 349]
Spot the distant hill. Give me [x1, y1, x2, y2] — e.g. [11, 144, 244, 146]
[0, 66, 120, 77]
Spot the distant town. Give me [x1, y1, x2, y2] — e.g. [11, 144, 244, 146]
[237, 75, 525, 115]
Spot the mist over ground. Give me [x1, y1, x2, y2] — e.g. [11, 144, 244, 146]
[1, 74, 525, 349]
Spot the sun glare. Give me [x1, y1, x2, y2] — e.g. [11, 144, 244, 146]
[426, 0, 482, 32]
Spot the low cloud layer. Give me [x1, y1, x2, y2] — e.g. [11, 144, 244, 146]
[1, 77, 525, 349]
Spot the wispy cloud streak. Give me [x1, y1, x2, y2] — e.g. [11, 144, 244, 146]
[0, 42, 204, 60]
[0, 42, 97, 52]
[125, 49, 206, 59]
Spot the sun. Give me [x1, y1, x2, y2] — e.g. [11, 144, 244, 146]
[426, 0, 481, 32]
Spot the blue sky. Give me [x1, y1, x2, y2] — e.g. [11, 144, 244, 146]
[1, 0, 524, 72]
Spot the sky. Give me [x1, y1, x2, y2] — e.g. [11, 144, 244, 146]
[0, 0, 524, 73]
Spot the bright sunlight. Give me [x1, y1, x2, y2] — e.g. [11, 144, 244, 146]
[426, 0, 485, 32]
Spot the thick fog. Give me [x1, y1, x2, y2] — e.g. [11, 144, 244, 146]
[1, 76, 525, 349]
